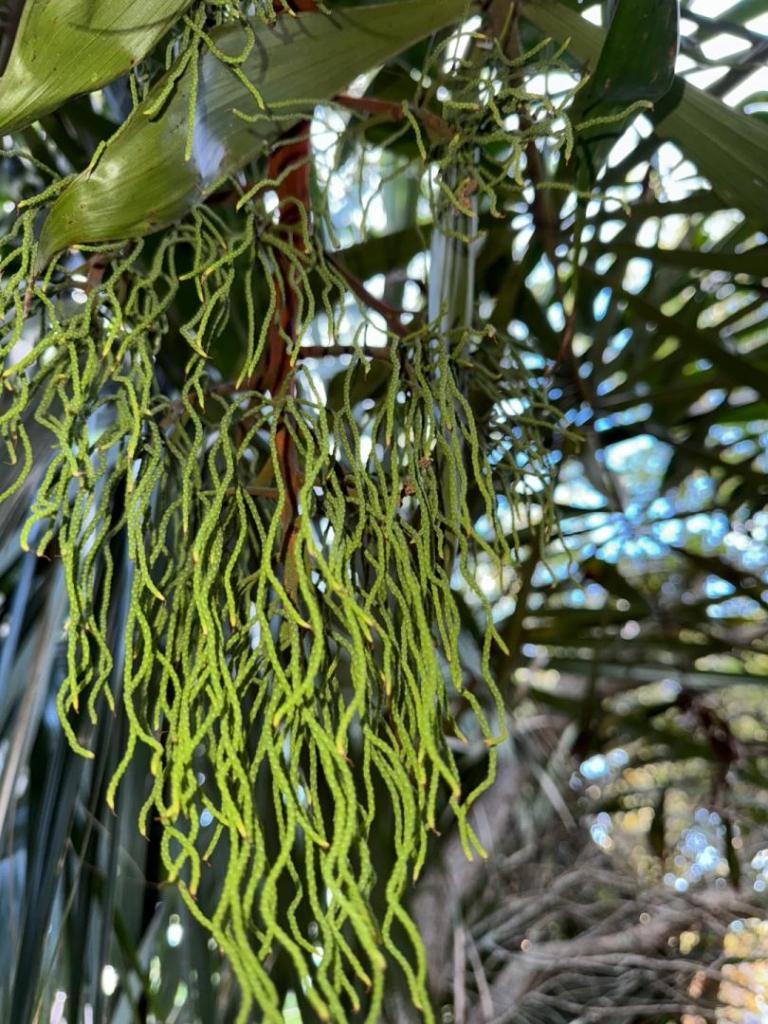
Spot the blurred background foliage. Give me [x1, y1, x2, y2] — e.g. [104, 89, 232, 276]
[1, 0, 768, 1022]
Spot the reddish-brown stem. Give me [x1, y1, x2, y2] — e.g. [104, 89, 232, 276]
[326, 253, 413, 337]
[259, 127, 311, 579]
[298, 344, 392, 361]
[334, 93, 453, 143]
[274, 0, 318, 11]
[259, 0, 320, 583]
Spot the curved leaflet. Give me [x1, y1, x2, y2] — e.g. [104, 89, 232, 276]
[569, 0, 679, 183]
[0, 0, 194, 135]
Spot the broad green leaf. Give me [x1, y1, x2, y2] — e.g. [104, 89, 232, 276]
[570, 0, 678, 183]
[661, 82, 768, 226]
[524, 0, 768, 226]
[37, 0, 467, 264]
[0, 0, 194, 135]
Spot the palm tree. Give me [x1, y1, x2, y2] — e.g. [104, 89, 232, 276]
[0, 1, 767, 1021]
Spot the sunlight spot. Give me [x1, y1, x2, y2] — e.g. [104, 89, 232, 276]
[746, 11, 768, 34]
[724, 67, 768, 108]
[50, 992, 67, 1024]
[620, 619, 640, 640]
[166, 916, 184, 948]
[700, 33, 750, 60]
[582, 5, 602, 25]
[283, 991, 303, 1023]
[581, 755, 609, 780]
[149, 956, 161, 992]
[683, 66, 729, 90]
[100, 965, 119, 997]
[687, 0, 740, 13]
